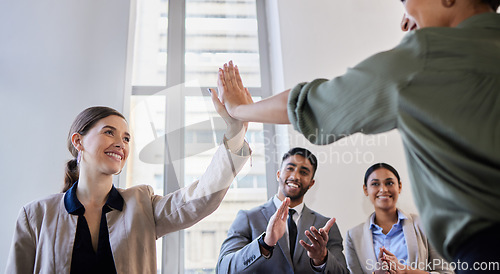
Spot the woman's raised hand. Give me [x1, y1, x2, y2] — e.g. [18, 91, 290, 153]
[218, 61, 254, 120]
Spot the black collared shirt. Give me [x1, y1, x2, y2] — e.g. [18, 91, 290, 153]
[64, 182, 124, 274]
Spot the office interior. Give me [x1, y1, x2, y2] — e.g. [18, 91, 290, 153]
[0, 0, 424, 272]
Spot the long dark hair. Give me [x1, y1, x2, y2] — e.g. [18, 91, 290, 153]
[363, 163, 400, 187]
[63, 106, 125, 192]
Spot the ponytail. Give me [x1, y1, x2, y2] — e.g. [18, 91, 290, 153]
[63, 158, 79, 192]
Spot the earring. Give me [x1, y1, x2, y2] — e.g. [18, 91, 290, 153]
[441, 0, 455, 8]
[77, 150, 82, 164]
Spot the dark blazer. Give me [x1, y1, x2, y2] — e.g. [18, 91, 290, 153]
[216, 198, 348, 273]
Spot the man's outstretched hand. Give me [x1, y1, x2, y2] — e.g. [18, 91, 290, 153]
[300, 217, 336, 266]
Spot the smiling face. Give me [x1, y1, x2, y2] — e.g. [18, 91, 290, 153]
[277, 154, 315, 203]
[363, 168, 402, 211]
[73, 115, 130, 176]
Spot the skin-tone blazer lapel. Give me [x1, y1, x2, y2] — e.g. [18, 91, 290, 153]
[359, 218, 379, 266]
[401, 209, 419, 264]
[107, 208, 129, 273]
[260, 199, 294, 268]
[359, 210, 420, 266]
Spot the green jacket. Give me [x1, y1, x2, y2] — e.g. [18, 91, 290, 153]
[288, 13, 500, 260]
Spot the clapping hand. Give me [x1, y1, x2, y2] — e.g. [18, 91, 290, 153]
[264, 197, 291, 247]
[379, 247, 410, 274]
[300, 217, 336, 266]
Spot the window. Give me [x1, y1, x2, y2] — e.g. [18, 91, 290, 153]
[127, 0, 277, 273]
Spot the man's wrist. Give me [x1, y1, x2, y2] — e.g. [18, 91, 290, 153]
[311, 250, 328, 266]
[258, 233, 274, 251]
[258, 233, 274, 258]
[263, 232, 277, 247]
[259, 245, 271, 258]
[310, 257, 327, 272]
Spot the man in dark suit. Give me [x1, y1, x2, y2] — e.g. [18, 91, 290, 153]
[216, 147, 348, 273]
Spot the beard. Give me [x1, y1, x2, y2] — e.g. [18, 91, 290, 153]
[281, 178, 309, 201]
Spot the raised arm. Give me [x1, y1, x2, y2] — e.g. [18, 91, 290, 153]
[151, 87, 251, 237]
[219, 61, 291, 124]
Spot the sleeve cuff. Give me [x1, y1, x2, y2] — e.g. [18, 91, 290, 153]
[224, 127, 246, 154]
[310, 257, 327, 272]
[261, 251, 272, 259]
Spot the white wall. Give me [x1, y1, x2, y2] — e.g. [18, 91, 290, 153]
[270, 0, 418, 238]
[0, 0, 130, 270]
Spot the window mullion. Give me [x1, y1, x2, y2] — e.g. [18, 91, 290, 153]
[162, 0, 186, 274]
[256, 0, 279, 199]
[166, 0, 186, 89]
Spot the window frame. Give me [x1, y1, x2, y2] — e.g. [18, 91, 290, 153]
[128, 0, 279, 273]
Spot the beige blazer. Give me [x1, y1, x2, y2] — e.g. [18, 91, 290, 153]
[6, 144, 249, 274]
[345, 210, 454, 274]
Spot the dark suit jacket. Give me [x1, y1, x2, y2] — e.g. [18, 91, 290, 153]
[216, 199, 348, 273]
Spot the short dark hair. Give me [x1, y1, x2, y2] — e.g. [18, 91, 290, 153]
[281, 147, 318, 178]
[482, 0, 500, 11]
[364, 163, 400, 186]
